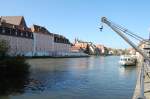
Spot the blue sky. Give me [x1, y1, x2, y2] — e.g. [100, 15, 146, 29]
[0, 0, 150, 48]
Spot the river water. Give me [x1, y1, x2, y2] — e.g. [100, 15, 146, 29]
[0, 56, 138, 99]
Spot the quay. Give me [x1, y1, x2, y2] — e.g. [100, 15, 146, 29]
[132, 62, 143, 99]
[132, 61, 150, 99]
[132, 41, 150, 99]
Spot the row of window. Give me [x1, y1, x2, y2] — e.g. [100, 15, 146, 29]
[0, 27, 71, 44]
[54, 37, 70, 44]
[0, 27, 33, 39]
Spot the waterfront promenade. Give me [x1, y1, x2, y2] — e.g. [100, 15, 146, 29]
[132, 62, 150, 99]
[132, 63, 141, 99]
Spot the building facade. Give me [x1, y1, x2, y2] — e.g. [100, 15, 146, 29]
[53, 34, 71, 56]
[0, 16, 34, 56]
[136, 40, 150, 62]
[31, 24, 54, 56]
[0, 16, 71, 57]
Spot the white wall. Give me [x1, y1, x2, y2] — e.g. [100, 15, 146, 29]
[33, 32, 54, 56]
[0, 33, 71, 57]
[0, 35, 34, 56]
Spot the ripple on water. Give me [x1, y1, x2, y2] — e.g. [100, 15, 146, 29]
[0, 56, 138, 99]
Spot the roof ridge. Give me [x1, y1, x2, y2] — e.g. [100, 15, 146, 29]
[0, 16, 26, 27]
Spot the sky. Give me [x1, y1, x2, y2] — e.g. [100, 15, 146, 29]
[0, 0, 150, 48]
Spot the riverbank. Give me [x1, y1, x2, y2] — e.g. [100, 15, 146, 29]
[31, 52, 90, 58]
[29, 55, 90, 58]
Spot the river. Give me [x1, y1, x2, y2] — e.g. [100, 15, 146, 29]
[0, 56, 138, 99]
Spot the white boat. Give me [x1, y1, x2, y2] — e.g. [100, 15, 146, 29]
[119, 55, 137, 66]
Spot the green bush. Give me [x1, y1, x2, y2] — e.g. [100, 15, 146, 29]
[0, 39, 30, 76]
[0, 40, 30, 95]
[0, 40, 9, 59]
[0, 56, 30, 95]
[0, 56, 30, 75]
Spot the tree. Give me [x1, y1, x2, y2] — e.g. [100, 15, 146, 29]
[0, 40, 10, 59]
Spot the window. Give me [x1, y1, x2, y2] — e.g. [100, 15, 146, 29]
[11, 29, 15, 36]
[15, 30, 18, 35]
[30, 33, 33, 38]
[21, 32, 23, 36]
[9, 28, 12, 35]
[5, 27, 10, 35]
[26, 32, 28, 37]
[18, 30, 21, 36]
[2, 28, 5, 33]
[0, 27, 2, 33]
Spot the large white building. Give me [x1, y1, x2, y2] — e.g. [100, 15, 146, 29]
[53, 34, 71, 56]
[31, 24, 54, 56]
[0, 16, 34, 56]
[0, 16, 71, 57]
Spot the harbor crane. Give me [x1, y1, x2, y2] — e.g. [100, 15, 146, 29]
[100, 17, 150, 99]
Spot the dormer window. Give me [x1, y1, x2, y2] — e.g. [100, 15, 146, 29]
[38, 28, 40, 32]
[23, 27, 25, 30]
[13, 25, 15, 29]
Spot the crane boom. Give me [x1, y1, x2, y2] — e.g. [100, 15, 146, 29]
[101, 17, 149, 61]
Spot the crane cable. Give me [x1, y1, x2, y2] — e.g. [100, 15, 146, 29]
[113, 25, 143, 42]
[107, 19, 148, 43]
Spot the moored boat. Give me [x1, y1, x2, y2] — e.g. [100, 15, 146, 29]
[119, 55, 137, 66]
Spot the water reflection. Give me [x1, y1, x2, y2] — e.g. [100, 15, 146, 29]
[118, 65, 136, 76]
[0, 56, 138, 99]
[0, 64, 30, 96]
